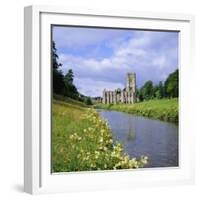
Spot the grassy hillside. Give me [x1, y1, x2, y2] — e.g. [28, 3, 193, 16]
[95, 98, 178, 123]
[52, 98, 148, 172]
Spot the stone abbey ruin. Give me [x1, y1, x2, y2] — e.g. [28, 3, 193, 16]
[102, 73, 136, 104]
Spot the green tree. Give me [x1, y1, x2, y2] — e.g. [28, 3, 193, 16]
[136, 88, 142, 101]
[138, 89, 144, 101]
[84, 97, 93, 105]
[52, 41, 65, 95]
[158, 81, 164, 98]
[64, 69, 79, 99]
[153, 85, 159, 99]
[153, 81, 164, 99]
[140, 80, 154, 100]
[64, 69, 74, 85]
[52, 41, 62, 70]
[164, 69, 178, 98]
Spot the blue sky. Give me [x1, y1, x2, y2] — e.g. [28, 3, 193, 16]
[53, 26, 178, 97]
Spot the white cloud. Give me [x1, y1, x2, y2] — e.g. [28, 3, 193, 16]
[56, 29, 178, 97]
[75, 78, 124, 97]
[152, 57, 167, 69]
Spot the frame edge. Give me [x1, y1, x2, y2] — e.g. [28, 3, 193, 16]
[24, 5, 33, 194]
[24, 5, 195, 194]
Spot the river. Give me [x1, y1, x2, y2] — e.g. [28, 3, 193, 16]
[98, 110, 178, 168]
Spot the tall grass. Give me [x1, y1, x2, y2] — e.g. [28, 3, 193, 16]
[95, 98, 178, 123]
[52, 99, 148, 172]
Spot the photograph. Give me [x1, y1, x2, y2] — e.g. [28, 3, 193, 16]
[51, 25, 179, 173]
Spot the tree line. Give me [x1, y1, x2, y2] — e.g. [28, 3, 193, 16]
[137, 69, 178, 101]
[52, 41, 93, 105]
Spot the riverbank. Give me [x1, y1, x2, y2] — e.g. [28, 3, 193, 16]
[52, 98, 148, 172]
[95, 98, 178, 123]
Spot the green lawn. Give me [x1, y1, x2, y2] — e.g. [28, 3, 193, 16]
[52, 98, 147, 172]
[95, 98, 178, 123]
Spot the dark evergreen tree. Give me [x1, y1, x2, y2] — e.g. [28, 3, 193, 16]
[64, 69, 79, 99]
[52, 41, 65, 95]
[64, 69, 74, 85]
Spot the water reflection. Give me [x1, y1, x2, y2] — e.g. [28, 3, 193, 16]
[127, 129, 135, 141]
[98, 110, 178, 168]
[126, 116, 136, 141]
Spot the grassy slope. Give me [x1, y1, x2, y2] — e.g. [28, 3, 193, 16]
[52, 98, 147, 172]
[95, 98, 178, 123]
[52, 99, 86, 172]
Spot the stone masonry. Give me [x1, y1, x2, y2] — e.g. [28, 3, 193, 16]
[102, 73, 136, 104]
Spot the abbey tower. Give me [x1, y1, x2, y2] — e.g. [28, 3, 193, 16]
[126, 73, 136, 92]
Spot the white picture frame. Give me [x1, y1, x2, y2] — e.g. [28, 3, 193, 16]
[24, 5, 195, 194]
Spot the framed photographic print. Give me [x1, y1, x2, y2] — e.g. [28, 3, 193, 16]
[24, 5, 195, 194]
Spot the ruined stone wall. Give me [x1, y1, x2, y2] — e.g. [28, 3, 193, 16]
[102, 90, 136, 104]
[102, 72, 137, 104]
